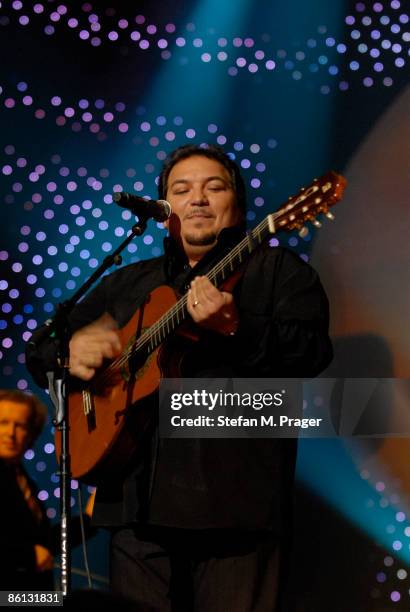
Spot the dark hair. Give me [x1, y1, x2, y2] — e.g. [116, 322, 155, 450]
[157, 144, 247, 215]
[0, 389, 48, 442]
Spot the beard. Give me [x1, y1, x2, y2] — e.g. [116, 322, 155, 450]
[184, 230, 217, 247]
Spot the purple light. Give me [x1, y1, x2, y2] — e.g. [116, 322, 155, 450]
[157, 38, 168, 49]
[370, 48, 380, 57]
[33, 4, 44, 14]
[248, 63, 258, 73]
[139, 39, 150, 49]
[251, 178, 261, 188]
[103, 112, 114, 122]
[130, 31, 141, 41]
[186, 128, 196, 139]
[265, 60, 276, 70]
[44, 25, 55, 35]
[373, 2, 383, 11]
[0, 251, 9, 261]
[4, 98, 16, 109]
[68, 18, 78, 28]
[147, 24, 157, 35]
[371, 29, 381, 39]
[50, 12, 60, 22]
[12, 182, 23, 192]
[2, 165, 13, 175]
[165, 131, 175, 141]
[54, 195, 63, 205]
[392, 43, 402, 52]
[166, 23, 176, 33]
[217, 135, 227, 145]
[236, 57, 247, 68]
[390, 591, 401, 602]
[12, 263, 22, 273]
[374, 62, 384, 71]
[79, 30, 90, 40]
[44, 268, 54, 278]
[140, 121, 151, 132]
[363, 77, 374, 87]
[118, 19, 128, 29]
[254, 197, 264, 207]
[57, 5, 67, 15]
[108, 31, 119, 41]
[118, 122, 128, 133]
[12, 0, 23, 9]
[135, 15, 145, 25]
[345, 16, 355, 25]
[176, 37, 186, 47]
[395, 57, 405, 67]
[393, 540, 402, 550]
[355, 2, 365, 10]
[233, 37, 243, 47]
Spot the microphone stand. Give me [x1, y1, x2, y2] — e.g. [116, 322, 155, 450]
[36, 217, 149, 597]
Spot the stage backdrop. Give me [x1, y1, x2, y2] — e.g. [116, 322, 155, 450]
[0, 0, 409, 608]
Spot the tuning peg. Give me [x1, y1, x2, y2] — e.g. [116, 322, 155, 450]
[298, 226, 309, 238]
[325, 212, 335, 220]
[312, 220, 322, 228]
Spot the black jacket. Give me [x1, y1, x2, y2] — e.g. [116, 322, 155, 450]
[26, 230, 332, 532]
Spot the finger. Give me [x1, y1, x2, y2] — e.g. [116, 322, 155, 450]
[69, 363, 96, 381]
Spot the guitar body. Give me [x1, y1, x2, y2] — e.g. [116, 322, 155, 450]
[55, 285, 184, 484]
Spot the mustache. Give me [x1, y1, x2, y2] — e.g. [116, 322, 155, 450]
[184, 209, 214, 219]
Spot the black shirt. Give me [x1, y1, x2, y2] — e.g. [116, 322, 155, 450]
[26, 230, 332, 531]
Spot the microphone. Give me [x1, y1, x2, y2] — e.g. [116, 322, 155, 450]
[112, 192, 172, 222]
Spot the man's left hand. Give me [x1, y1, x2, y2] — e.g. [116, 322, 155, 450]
[187, 276, 239, 336]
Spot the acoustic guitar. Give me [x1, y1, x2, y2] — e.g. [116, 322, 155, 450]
[55, 171, 346, 483]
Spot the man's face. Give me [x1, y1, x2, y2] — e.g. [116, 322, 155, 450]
[0, 400, 32, 464]
[165, 155, 242, 257]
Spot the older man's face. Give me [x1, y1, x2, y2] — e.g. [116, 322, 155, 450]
[0, 400, 32, 464]
[165, 155, 242, 257]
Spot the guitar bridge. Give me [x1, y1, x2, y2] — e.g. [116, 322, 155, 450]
[82, 389, 96, 432]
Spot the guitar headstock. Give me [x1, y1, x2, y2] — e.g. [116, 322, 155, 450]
[267, 171, 347, 236]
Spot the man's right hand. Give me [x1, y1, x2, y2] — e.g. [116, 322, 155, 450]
[69, 313, 121, 381]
